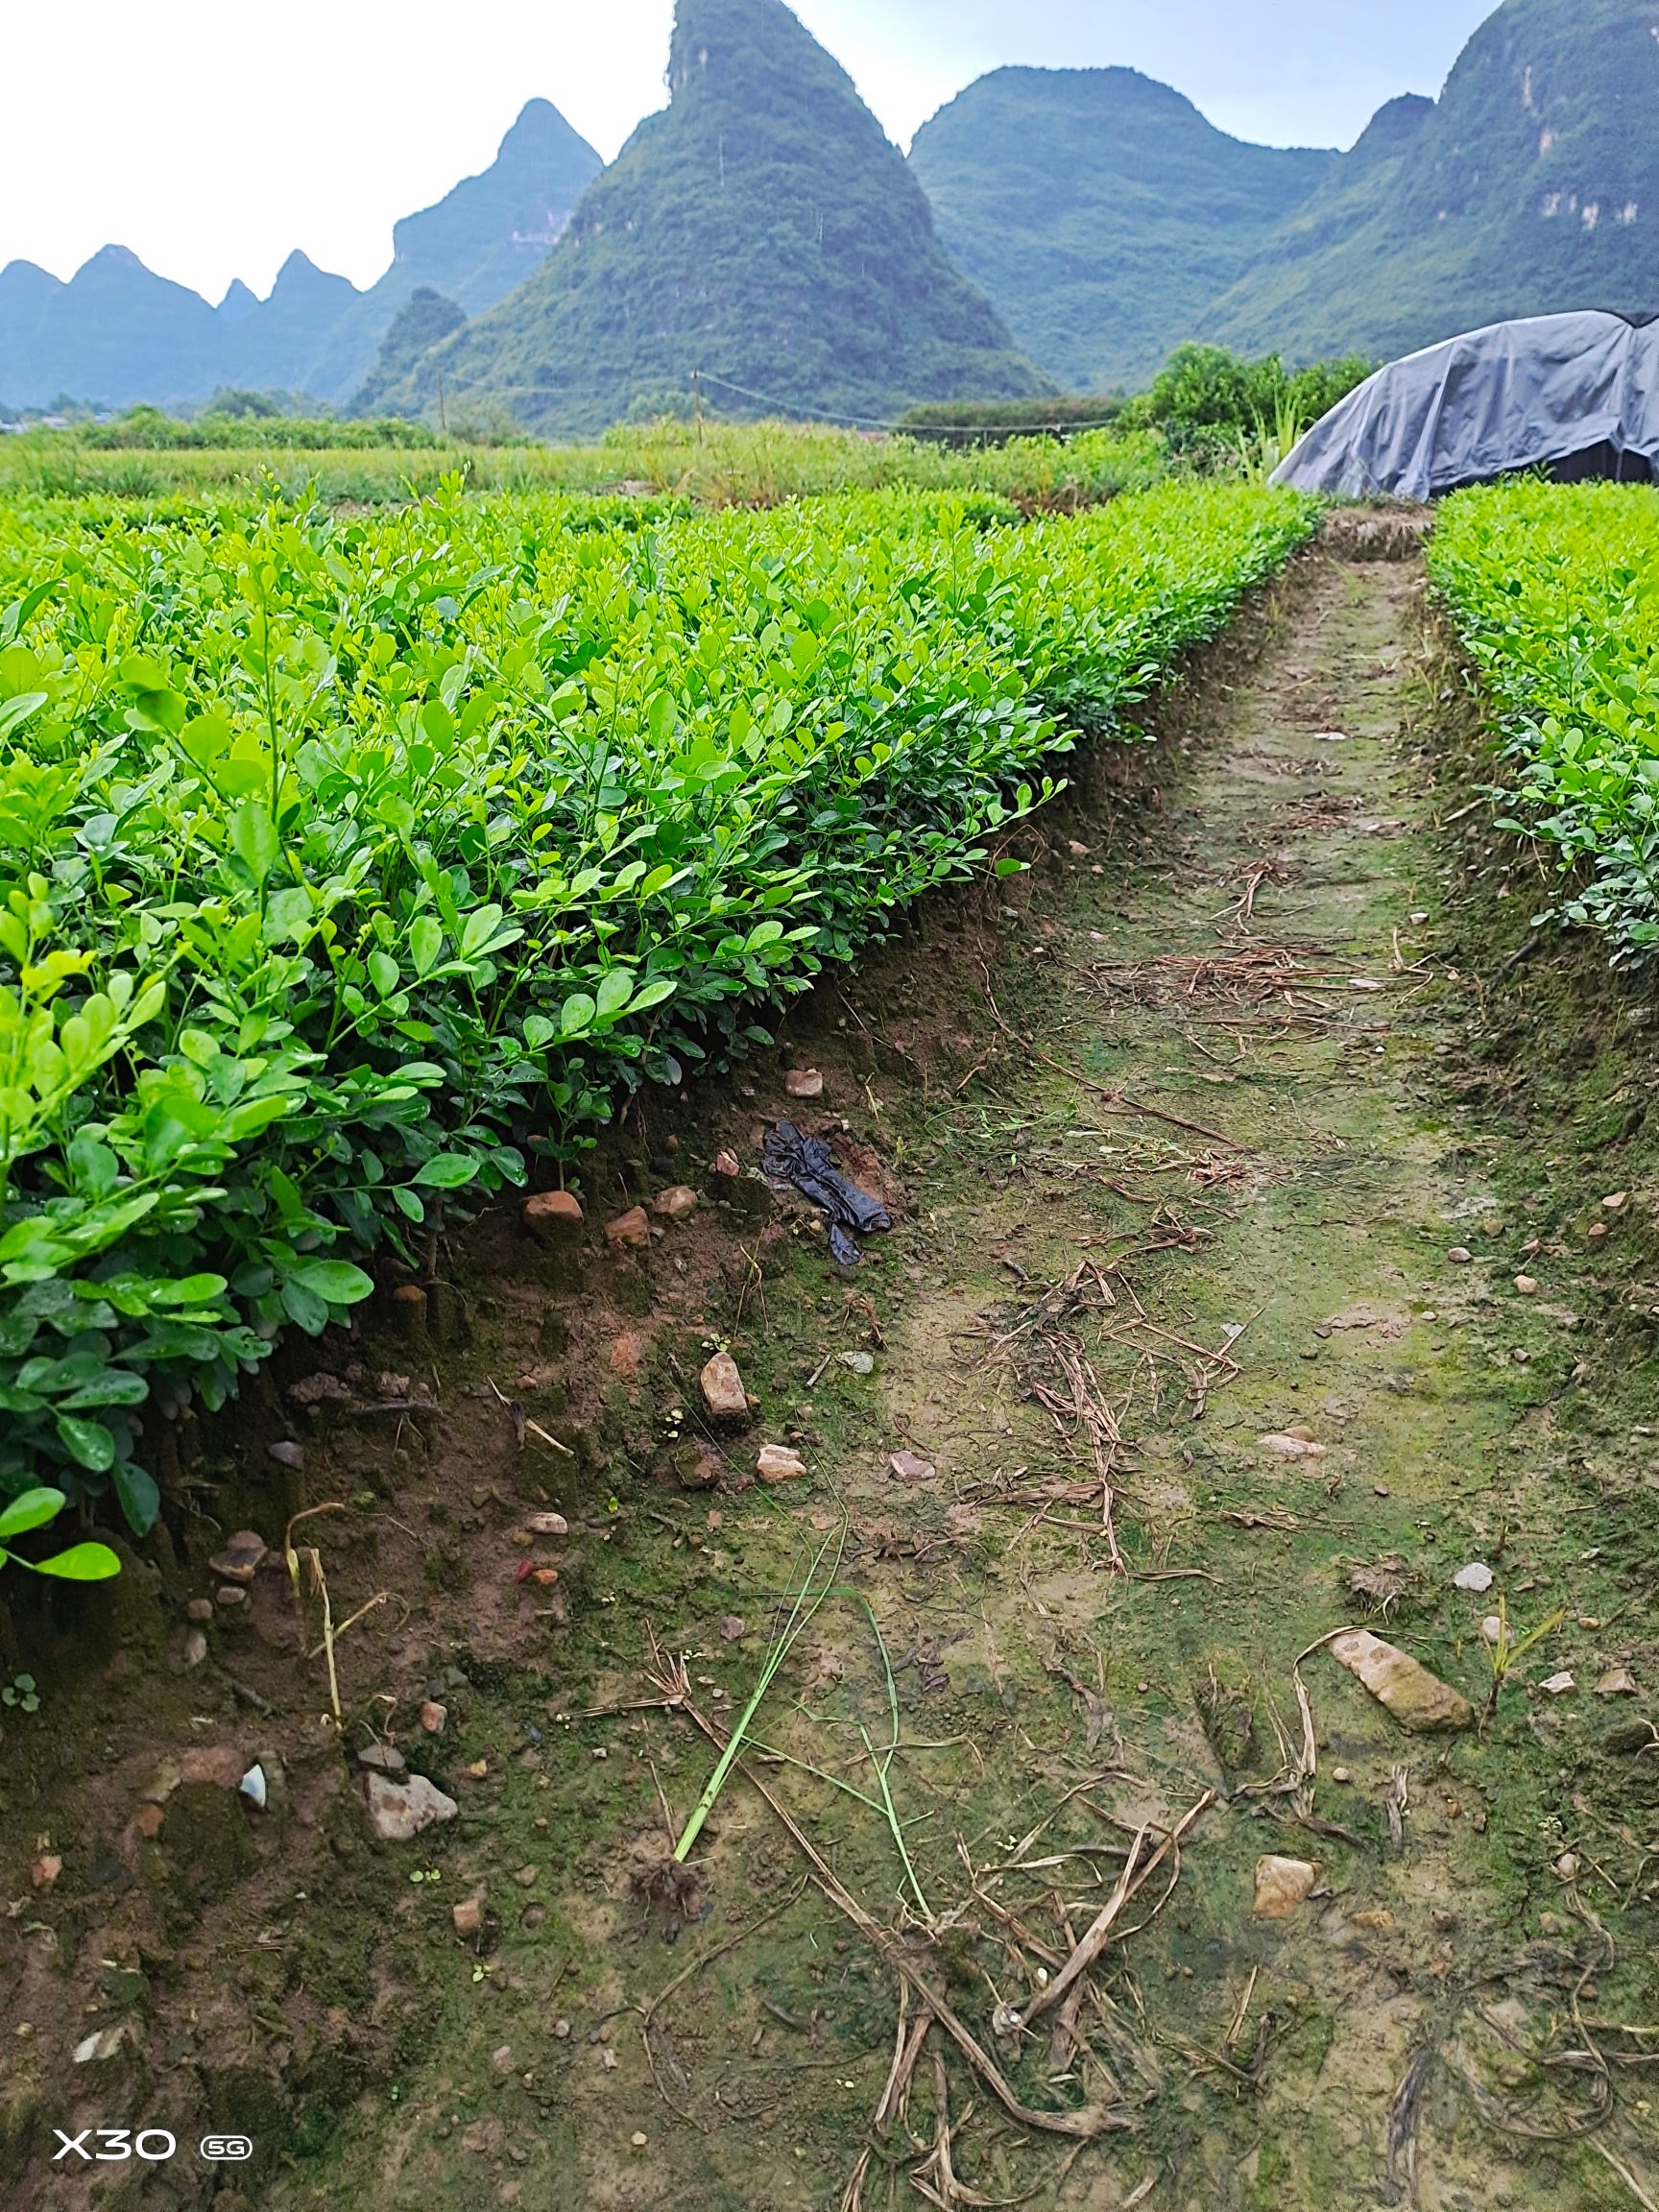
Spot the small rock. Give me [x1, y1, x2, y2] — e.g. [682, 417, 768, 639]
[1602, 1191, 1629, 1213]
[180, 1746, 251, 1790]
[1481, 1615, 1503, 1645]
[239, 1764, 267, 1810]
[699, 1352, 750, 1425]
[889, 1450, 936, 1484]
[421, 1700, 447, 1735]
[1453, 1562, 1495, 1594]
[183, 1629, 207, 1669]
[1350, 1909, 1395, 1931]
[1253, 1855, 1319, 1918]
[208, 1529, 268, 1584]
[1540, 1671, 1575, 1696]
[1446, 1247, 1473, 1266]
[31, 1853, 61, 1890]
[757, 1443, 808, 1483]
[713, 1150, 741, 1179]
[1259, 1431, 1328, 1461]
[132, 1804, 165, 1840]
[357, 1743, 407, 1777]
[491, 2044, 515, 2076]
[719, 1615, 746, 1641]
[605, 1206, 652, 1250]
[1595, 1666, 1639, 1696]
[553, 2018, 571, 2040]
[654, 1185, 699, 1220]
[186, 1597, 213, 1623]
[631, 2131, 648, 2150]
[1331, 1767, 1351, 1785]
[1554, 1852, 1581, 1882]
[216, 1584, 247, 1609]
[288, 1370, 353, 1407]
[671, 1441, 723, 1489]
[366, 1771, 459, 1843]
[784, 1069, 824, 1099]
[1329, 1628, 1474, 1733]
[137, 1758, 183, 1804]
[1066, 839, 1092, 858]
[838, 1350, 875, 1376]
[267, 1440, 304, 1471]
[525, 1511, 569, 1538]
[467, 1759, 489, 1780]
[1513, 1275, 1539, 1296]
[522, 1190, 584, 1242]
[73, 2027, 128, 2065]
[514, 1865, 539, 1888]
[1588, 1222, 1610, 1242]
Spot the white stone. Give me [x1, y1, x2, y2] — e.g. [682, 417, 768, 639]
[366, 1771, 458, 1842]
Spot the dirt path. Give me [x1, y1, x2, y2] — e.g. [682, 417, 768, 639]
[13, 533, 1659, 2212]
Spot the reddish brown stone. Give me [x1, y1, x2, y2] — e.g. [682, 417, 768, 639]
[699, 1353, 749, 1425]
[179, 1746, 248, 1790]
[207, 1530, 267, 1584]
[605, 1206, 651, 1250]
[522, 1190, 584, 1243]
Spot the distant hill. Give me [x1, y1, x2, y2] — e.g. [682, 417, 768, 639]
[304, 99, 602, 403]
[350, 288, 468, 416]
[0, 248, 227, 409]
[908, 68, 1333, 391]
[0, 97, 599, 411]
[0, 245, 354, 412]
[223, 252, 358, 391]
[1205, 0, 1659, 361]
[392, 0, 1047, 436]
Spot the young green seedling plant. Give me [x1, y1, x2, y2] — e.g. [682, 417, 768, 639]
[0, 1488, 121, 1580]
[652, 1517, 847, 1913]
[1481, 1595, 1567, 1724]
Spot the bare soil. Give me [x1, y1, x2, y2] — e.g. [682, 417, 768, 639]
[6, 530, 1659, 2212]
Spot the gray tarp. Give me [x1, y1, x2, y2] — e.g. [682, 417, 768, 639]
[1271, 310, 1659, 501]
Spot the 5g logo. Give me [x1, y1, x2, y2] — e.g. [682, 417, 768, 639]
[200, 2135, 253, 2161]
[53, 2129, 177, 2161]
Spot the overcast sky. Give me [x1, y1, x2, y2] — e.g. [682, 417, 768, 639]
[2, 0, 1498, 302]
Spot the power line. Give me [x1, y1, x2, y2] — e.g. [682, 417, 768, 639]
[418, 365, 1124, 443]
[694, 370, 1126, 439]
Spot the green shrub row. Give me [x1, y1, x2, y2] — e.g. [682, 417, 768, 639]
[0, 477, 1315, 1540]
[1429, 480, 1659, 960]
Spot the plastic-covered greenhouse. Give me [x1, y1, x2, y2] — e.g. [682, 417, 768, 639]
[1272, 310, 1659, 500]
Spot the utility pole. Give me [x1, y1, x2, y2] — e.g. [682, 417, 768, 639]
[437, 373, 447, 439]
[691, 369, 704, 445]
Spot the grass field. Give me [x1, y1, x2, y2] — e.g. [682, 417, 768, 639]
[0, 417, 1168, 508]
